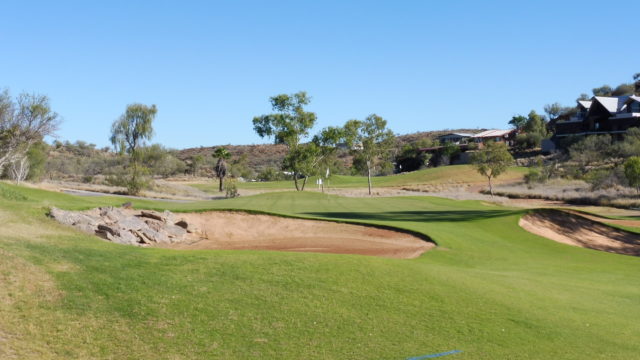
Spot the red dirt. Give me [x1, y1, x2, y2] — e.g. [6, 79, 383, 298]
[155, 211, 434, 259]
[519, 209, 640, 256]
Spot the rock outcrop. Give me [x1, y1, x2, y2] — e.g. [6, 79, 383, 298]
[49, 206, 197, 246]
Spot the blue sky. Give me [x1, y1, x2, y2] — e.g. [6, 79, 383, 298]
[1, 0, 638, 149]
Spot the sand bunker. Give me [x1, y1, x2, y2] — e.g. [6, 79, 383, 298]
[155, 211, 434, 259]
[519, 209, 640, 256]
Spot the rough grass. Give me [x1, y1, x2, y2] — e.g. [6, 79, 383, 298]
[492, 179, 640, 209]
[0, 183, 639, 359]
[191, 165, 527, 193]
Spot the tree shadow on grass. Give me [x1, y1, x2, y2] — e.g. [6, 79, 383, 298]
[303, 210, 516, 223]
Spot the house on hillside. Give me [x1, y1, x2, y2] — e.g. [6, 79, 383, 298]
[437, 132, 473, 144]
[471, 129, 517, 147]
[554, 95, 640, 138]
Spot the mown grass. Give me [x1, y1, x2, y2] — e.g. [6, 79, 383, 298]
[0, 182, 639, 359]
[191, 165, 527, 192]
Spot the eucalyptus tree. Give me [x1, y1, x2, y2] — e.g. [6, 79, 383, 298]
[282, 126, 343, 191]
[110, 103, 157, 195]
[343, 114, 395, 195]
[213, 147, 231, 191]
[0, 90, 60, 175]
[470, 141, 514, 197]
[252, 91, 317, 190]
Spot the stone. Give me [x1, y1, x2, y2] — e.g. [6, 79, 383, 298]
[175, 219, 198, 233]
[97, 224, 119, 237]
[165, 224, 187, 239]
[50, 207, 190, 246]
[142, 228, 171, 244]
[139, 211, 164, 222]
[118, 216, 147, 231]
[100, 207, 128, 223]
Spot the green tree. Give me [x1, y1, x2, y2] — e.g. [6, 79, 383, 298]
[508, 115, 527, 130]
[592, 85, 613, 97]
[213, 147, 231, 191]
[284, 126, 343, 191]
[634, 73, 640, 95]
[396, 137, 437, 172]
[189, 154, 205, 177]
[470, 141, 514, 196]
[110, 103, 157, 195]
[523, 110, 548, 137]
[252, 91, 317, 190]
[26, 140, 48, 181]
[577, 93, 591, 101]
[544, 103, 573, 122]
[611, 83, 635, 96]
[624, 156, 640, 194]
[343, 114, 396, 195]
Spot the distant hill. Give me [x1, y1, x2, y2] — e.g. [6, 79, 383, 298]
[177, 128, 486, 173]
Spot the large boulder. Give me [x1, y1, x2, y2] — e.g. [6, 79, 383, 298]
[49, 206, 192, 246]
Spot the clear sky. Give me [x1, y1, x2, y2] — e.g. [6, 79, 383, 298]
[1, 0, 638, 149]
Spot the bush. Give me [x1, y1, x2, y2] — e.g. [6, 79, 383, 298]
[524, 168, 545, 186]
[514, 133, 543, 151]
[257, 167, 284, 181]
[584, 166, 626, 190]
[106, 165, 151, 195]
[224, 178, 239, 198]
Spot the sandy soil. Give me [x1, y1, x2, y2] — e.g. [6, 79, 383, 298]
[562, 210, 640, 228]
[519, 210, 640, 256]
[155, 211, 434, 259]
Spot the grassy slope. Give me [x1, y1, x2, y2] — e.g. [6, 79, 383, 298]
[0, 183, 639, 359]
[191, 165, 527, 192]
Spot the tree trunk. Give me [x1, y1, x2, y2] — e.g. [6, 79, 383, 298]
[219, 175, 224, 192]
[301, 176, 308, 191]
[488, 175, 493, 197]
[367, 161, 372, 196]
[293, 173, 300, 191]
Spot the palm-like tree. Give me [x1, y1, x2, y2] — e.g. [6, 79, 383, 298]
[213, 147, 231, 192]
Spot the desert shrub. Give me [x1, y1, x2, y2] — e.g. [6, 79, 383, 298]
[229, 154, 254, 179]
[257, 167, 284, 181]
[624, 156, 640, 194]
[106, 165, 151, 194]
[584, 166, 626, 190]
[224, 178, 239, 198]
[619, 128, 640, 158]
[569, 135, 614, 175]
[139, 144, 186, 178]
[524, 168, 545, 185]
[514, 133, 543, 151]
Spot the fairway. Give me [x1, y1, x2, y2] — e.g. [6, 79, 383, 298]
[1, 183, 639, 359]
[190, 165, 528, 192]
